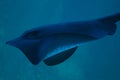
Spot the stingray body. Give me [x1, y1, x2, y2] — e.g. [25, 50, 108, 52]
[6, 13, 120, 66]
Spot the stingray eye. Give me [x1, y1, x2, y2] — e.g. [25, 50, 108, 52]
[23, 31, 40, 39]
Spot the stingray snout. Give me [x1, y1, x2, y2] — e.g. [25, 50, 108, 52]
[6, 38, 21, 47]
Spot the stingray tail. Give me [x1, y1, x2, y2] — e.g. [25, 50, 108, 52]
[100, 13, 120, 23]
[99, 13, 120, 35]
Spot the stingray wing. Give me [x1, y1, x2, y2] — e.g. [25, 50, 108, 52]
[44, 47, 78, 66]
[6, 38, 48, 65]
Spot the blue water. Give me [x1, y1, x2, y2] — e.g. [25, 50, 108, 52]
[0, 0, 120, 80]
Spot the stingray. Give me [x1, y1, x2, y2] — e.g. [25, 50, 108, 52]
[6, 13, 120, 66]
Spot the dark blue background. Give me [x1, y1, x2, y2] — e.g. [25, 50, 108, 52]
[0, 0, 120, 80]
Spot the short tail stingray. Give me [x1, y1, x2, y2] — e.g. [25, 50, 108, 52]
[6, 13, 120, 66]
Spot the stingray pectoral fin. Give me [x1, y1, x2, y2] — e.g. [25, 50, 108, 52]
[43, 47, 78, 66]
[6, 38, 44, 65]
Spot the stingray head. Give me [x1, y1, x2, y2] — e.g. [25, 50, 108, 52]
[6, 30, 46, 65]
